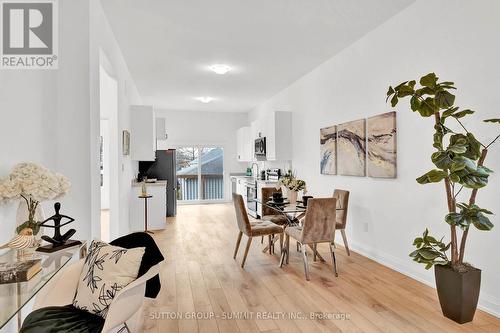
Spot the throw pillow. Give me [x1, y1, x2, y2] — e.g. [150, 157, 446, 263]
[73, 240, 145, 319]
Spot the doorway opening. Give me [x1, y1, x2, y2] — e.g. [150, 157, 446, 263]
[99, 64, 118, 242]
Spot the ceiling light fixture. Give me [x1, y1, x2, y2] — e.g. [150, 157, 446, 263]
[196, 96, 215, 103]
[209, 64, 232, 75]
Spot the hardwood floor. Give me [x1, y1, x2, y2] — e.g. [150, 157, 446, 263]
[142, 203, 500, 333]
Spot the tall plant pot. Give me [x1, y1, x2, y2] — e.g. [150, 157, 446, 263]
[434, 265, 481, 324]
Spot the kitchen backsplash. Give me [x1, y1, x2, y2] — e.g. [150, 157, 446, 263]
[249, 160, 292, 174]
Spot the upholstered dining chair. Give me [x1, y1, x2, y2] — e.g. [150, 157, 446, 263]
[260, 187, 287, 252]
[232, 193, 283, 268]
[333, 189, 350, 256]
[281, 198, 338, 281]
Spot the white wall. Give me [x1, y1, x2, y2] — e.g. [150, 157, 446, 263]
[90, 0, 143, 239]
[156, 109, 248, 200]
[250, 0, 500, 316]
[0, 0, 142, 250]
[0, 1, 92, 246]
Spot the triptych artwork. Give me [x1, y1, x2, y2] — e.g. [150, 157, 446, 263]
[320, 111, 397, 178]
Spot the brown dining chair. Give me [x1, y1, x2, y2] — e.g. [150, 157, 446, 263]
[232, 193, 283, 268]
[333, 189, 350, 256]
[281, 198, 338, 280]
[260, 187, 287, 252]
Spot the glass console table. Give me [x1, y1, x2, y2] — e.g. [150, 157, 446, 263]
[0, 242, 87, 331]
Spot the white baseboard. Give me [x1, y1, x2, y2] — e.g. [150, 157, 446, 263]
[349, 240, 500, 318]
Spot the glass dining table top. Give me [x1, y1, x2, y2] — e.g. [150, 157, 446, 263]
[254, 197, 344, 214]
[0, 243, 85, 329]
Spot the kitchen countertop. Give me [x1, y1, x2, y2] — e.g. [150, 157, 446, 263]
[131, 180, 168, 187]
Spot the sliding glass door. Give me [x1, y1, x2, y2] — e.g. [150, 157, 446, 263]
[176, 146, 224, 202]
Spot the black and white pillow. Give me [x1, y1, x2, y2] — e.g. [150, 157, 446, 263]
[73, 240, 145, 318]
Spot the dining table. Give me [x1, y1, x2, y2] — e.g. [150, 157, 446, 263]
[254, 197, 344, 263]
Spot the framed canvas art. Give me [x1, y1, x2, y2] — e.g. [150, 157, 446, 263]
[367, 111, 397, 178]
[320, 125, 337, 175]
[122, 130, 130, 156]
[337, 119, 366, 176]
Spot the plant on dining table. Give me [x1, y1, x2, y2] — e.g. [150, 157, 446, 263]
[276, 170, 307, 193]
[387, 73, 500, 271]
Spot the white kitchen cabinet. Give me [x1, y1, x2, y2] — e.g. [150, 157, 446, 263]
[131, 105, 156, 161]
[156, 117, 166, 140]
[250, 111, 292, 161]
[236, 126, 253, 161]
[267, 111, 292, 161]
[235, 177, 248, 208]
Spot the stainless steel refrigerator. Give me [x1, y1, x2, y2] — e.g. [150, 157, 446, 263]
[138, 149, 177, 217]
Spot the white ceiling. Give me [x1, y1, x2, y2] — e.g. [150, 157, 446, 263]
[101, 0, 414, 112]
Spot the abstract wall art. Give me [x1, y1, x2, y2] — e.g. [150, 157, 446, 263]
[320, 125, 337, 175]
[367, 111, 397, 178]
[337, 119, 366, 176]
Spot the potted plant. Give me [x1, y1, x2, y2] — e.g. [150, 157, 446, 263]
[277, 170, 307, 204]
[0, 163, 70, 237]
[387, 73, 500, 323]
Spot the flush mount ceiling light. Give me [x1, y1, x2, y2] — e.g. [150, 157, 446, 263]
[208, 64, 232, 75]
[195, 96, 216, 103]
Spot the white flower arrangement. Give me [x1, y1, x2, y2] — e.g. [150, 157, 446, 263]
[276, 170, 307, 193]
[0, 162, 71, 234]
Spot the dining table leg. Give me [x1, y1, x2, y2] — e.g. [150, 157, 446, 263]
[262, 234, 280, 253]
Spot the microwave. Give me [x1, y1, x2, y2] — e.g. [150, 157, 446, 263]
[255, 137, 266, 160]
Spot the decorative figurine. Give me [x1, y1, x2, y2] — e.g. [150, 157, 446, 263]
[36, 202, 81, 253]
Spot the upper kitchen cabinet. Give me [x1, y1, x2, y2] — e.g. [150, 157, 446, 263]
[251, 111, 292, 161]
[236, 126, 253, 162]
[130, 105, 156, 161]
[156, 117, 166, 140]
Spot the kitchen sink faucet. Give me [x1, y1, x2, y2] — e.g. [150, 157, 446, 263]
[251, 162, 259, 178]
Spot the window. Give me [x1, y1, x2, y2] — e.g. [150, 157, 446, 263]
[176, 146, 224, 202]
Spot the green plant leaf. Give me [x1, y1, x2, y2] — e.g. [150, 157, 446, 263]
[484, 118, 500, 124]
[445, 212, 465, 227]
[397, 85, 415, 98]
[387, 86, 395, 96]
[431, 151, 452, 169]
[418, 249, 440, 260]
[412, 237, 423, 246]
[439, 81, 456, 89]
[471, 213, 494, 231]
[442, 107, 459, 119]
[435, 90, 456, 109]
[465, 133, 482, 160]
[410, 95, 421, 111]
[416, 170, 448, 184]
[450, 155, 476, 173]
[415, 86, 435, 97]
[451, 109, 474, 119]
[417, 97, 437, 117]
[390, 94, 398, 107]
[420, 73, 438, 88]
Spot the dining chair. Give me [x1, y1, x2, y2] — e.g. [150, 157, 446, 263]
[333, 189, 350, 256]
[232, 193, 283, 268]
[281, 197, 338, 281]
[260, 187, 287, 252]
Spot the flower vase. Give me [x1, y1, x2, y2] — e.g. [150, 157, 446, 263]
[288, 190, 298, 205]
[16, 201, 45, 237]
